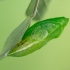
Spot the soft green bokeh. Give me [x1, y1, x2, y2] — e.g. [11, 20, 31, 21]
[0, 0, 70, 70]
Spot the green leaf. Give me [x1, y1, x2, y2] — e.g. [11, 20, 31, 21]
[26, 0, 51, 20]
[8, 17, 69, 57]
[0, 17, 32, 60]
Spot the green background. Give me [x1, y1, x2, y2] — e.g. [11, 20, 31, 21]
[0, 0, 70, 70]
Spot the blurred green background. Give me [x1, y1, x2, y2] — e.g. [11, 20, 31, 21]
[0, 0, 70, 70]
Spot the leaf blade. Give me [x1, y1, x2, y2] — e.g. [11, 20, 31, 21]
[26, 0, 51, 20]
[0, 17, 32, 60]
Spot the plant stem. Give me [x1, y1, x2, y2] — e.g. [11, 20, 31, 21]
[30, 0, 40, 19]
